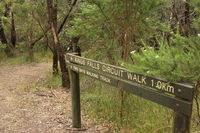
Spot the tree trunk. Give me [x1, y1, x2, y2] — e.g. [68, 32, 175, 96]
[0, 20, 8, 45]
[116, 0, 135, 125]
[11, 12, 16, 48]
[183, 0, 191, 37]
[27, 32, 34, 62]
[0, 3, 14, 56]
[52, 46, 59, 75]
[170, 0, 191, 36]
[47, 0, 59, 75]
[30, 0, 78, 48]
[47, 0, 70, 88]
[0, 17, 12, 56]
[0, 3, 9, 47]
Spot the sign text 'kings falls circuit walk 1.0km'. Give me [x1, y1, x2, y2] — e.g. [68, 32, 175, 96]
[66, 53, 194, 133]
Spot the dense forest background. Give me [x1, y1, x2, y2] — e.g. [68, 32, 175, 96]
[0, 0, 200, 132]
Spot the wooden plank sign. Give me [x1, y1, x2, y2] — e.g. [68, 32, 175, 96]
[68, 62, 192, 115]
[66, 53, 193, 101]
[66, 53, 194, 133]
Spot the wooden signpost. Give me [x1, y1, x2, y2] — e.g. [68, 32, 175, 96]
[66, 53, 194, 133]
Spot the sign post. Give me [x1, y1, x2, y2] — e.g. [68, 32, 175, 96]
[69, 53, 81, 128]
[66, 53, 194, 132]
[173, 112, 192, 133]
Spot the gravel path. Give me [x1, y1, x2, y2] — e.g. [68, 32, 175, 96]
[0, 63, 111, 133]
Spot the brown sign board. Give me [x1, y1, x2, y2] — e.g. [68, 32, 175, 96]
[66, 53, 194, 101]
[67, 62, 193, 116]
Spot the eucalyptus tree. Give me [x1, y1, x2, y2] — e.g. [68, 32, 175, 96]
[47, 0, 76, 88]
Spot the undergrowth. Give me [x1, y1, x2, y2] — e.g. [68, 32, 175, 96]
[27, 70, 200, 133]
[16, 70, 62, 95]
[44, 73, 62, 88]
[0, 50, 52, 65]
[81, 76, 200, 133]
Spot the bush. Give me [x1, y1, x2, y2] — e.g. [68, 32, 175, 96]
[125, 34, 200, 83]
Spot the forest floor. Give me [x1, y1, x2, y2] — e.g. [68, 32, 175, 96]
[0, 62, 110, 133]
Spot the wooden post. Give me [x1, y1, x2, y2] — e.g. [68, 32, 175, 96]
[173, 92, 193, 133]
[70, 69, 81, 128]
[173, 83, 194, 133]
[173, 112, 191, 133]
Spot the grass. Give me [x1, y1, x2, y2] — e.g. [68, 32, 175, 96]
[17, 70, 63, 95]
[80, 76, 200, 133]
[0, 50, 52, 65]
[81, 79, 172, 132]
[44, 72, 62, 88]
[36, 73, 200, 133]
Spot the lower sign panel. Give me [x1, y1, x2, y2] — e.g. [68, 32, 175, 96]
[68, 63, 192, 116]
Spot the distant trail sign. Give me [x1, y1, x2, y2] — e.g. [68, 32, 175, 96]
[66, 53, 194, 133]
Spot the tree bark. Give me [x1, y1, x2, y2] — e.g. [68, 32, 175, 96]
[0, 20, 8, 44]
[170, 0, 191, 37]
[47, 0, 70, 88]
[0, 5, 12, 56]
[52, 49, 59, 75]
[11, 12, 16, 48]
[47, 0, 59, 75]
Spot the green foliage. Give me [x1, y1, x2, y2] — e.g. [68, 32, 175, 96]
[191, 0, 200, 33]
[0, 50, 52, 65]
[0, 44, 7, 60]
[67, 1, 105, 40]
[66, 0, 120, 61]
[66, 0, 169, 63]
[125, 34, 200, 82]
[0, 43, 7, 51]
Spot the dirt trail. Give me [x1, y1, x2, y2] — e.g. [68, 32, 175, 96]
[0, 63, 110, 133]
